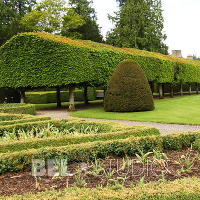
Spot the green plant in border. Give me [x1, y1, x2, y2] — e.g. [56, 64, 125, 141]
[136, 150, 152, 163]
[176, 154, 195, 173]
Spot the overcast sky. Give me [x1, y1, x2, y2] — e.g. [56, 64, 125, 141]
[93, 0, 200, 58]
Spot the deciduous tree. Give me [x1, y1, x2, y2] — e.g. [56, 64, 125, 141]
[63, 0, 102, 42]
[0, 0, 36, 45]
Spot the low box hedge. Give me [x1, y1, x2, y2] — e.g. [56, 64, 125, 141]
[0, 116, 51, 126]
[1, 130, 200, 174]
[0, 118, 128, 136]
[0, 120, 56, 135]
[0, 103, 36, 115]
[193, 138, 200, 150]
[2, 178, 200, 200]
[0, 126, 159, 153]
[25, 88, 96, 104]
[0, 113, 50, 127]
[0, 113, 24, 121]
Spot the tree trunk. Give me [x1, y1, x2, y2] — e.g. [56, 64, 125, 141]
[162, 83, 165, 98]
[56, 87, 61, 108]
[20, 89, 25, 103]
[170, 84, 174, 98]
[69, 87, 75, 111]
[180, 83, 183, 96]
[189, 84, 192, 95]
[103, 89, 106, 99]
[197, 83, 199, 94]
[83, 86, 89, 105]
[159, 83, 164, 99]
[150, 81, 154, 94]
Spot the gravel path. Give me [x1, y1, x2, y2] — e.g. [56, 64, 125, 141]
[37, 109, 200, 134]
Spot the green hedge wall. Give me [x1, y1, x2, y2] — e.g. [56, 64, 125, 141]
[0, 104, 36, 115]
[25, 88, 96, 104]
[1, 32, 200, 89]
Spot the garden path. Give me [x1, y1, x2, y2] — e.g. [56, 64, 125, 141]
[37, 109, 200, 134]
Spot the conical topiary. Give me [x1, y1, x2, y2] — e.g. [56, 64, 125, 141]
[104, 60, 154, 112]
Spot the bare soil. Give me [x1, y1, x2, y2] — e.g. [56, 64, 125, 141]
[1, 148, 200, 196]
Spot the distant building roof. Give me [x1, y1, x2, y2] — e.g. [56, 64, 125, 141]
[187, 55, 194, 60]
[171, 50, 182, 58]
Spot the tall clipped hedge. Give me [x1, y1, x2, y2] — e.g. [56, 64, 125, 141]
[0, 32, 200, 89]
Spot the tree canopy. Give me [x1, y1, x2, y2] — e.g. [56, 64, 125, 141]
[20, 0, 85, 34]
[63, 0, 103, 42]
[0, 0, 36, 45]
[107, 0, 168, 54]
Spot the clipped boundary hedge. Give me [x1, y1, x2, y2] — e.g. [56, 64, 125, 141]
[0, 104, 36, 115]
[1, 32, 200, 90]
[0, 113, 24, 121]
[2, 178, 200, 200]
[0, 113, 50, 125]
[25, 88, 96, 104]
[1, 130, 200, 174]
[0, 116, 51, 126]
[0, 126, 159, 153]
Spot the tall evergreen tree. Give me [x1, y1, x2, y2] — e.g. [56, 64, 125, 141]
[0, 0, 36, 45]
[107, 0, 168, 54]
[62, 0, 102, 42]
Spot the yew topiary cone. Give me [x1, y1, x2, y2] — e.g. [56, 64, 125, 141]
[104, 60, 154, 112]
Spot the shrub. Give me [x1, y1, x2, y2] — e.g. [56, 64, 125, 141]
[0, 103, 36, 115]
[193, 138, 200, 150]
[0, 113, 23, 121]
[0, 116, 51, 126]
[104, 60, 154, 112]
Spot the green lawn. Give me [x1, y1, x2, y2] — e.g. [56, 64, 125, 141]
[71, 95, 200, 125]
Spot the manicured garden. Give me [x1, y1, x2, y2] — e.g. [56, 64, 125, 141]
[1, 32, 200, 200]
[1, 113, 200, 198]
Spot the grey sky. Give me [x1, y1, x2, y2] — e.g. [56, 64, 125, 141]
[93, 0, 200, 58]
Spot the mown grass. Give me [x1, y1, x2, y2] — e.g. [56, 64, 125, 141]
[72, 95, 200, 125]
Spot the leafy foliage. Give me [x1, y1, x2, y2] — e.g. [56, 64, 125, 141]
[64, 0, 102, 42]
[104, 60, 154, 112]
[20, 0, 84, 33]
[0, 0, 36, 45]
[107, 0, 168, 54]
[1, 32, 200, 89]
[0, 103, 36, 114]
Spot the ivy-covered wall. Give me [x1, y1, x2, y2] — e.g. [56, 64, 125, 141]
[0, 32, 200, 89]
